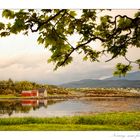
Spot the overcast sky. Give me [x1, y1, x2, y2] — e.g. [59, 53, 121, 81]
[0, 10, 140, 85]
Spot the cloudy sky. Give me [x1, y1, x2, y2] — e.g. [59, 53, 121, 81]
[0, 10, 140, 85]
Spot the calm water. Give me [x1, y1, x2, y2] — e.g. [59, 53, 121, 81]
[0, 97, 140, 117]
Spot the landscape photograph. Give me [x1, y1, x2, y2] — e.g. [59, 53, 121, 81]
[0, 9, 140, 130]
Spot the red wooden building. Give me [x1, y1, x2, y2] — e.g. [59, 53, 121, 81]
[21, 90, 39, 97]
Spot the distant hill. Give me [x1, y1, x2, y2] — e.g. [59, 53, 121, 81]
[60, 71, 140, 88]
[60, 79, 140, 88]
[105, 71, 140, 80]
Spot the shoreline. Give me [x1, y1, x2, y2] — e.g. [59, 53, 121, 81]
[0, 95, 140, 100]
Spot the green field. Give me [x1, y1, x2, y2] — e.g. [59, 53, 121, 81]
[0, 112, 140, 130]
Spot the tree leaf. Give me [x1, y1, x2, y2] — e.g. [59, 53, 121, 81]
[2, 9, 15, 19]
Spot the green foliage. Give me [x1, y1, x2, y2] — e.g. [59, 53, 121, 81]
[136, 59, 140, 69]
[10, 19, 26, 34]
[46, 85, 70, 95]
[118, 17, 132, 29]
[135, 11, 140, 17]
[0, 31, 10, 37]
[0, 22, 5, 30]
[0, 9, 140, 75]
[2, 9, 15, 19]
[113, 63, 132, 77]
[0, 78, 69, 96]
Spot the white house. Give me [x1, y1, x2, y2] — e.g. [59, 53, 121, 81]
[38, 88, 47, 97]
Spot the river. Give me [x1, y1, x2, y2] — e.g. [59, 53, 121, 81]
[0, 97, 140, 117]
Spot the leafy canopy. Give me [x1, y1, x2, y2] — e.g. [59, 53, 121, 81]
[0, 9, 140, 76]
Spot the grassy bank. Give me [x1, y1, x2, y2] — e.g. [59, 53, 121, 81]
[0, 112, 140, 130]
[0, 95, 18, 98]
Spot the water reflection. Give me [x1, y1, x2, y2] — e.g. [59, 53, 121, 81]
[0, 97, 140, 117]
[0, 99, 61, 117]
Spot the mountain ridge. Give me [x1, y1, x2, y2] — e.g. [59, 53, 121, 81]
[104, 71, 140, 80]
[60, 71, 140, 88]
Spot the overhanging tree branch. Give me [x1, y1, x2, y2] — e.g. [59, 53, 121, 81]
[29, 10, 65, 32]
[1, 9, 140, 74]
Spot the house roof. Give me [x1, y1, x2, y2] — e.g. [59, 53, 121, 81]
[38, 88, 46, 93]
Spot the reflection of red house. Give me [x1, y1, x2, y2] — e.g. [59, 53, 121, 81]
[21, 100, 39, 106]
[21, 90, 39, 97]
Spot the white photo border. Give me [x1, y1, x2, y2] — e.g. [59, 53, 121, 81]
[0, 0, 139, 140]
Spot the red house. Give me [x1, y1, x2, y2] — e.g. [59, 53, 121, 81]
[21, 90, 39, 97]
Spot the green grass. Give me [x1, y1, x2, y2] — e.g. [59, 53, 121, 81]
[0, 124, 134, 131]
[0, 112, 140, 130]
[0, 95, 17, 98]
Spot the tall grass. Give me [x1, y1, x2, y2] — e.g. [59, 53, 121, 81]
[0, 112, 139, 126]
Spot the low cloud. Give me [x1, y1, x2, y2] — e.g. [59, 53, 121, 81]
[0, 52, 45, 69]
[0, 51, 115, 84]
